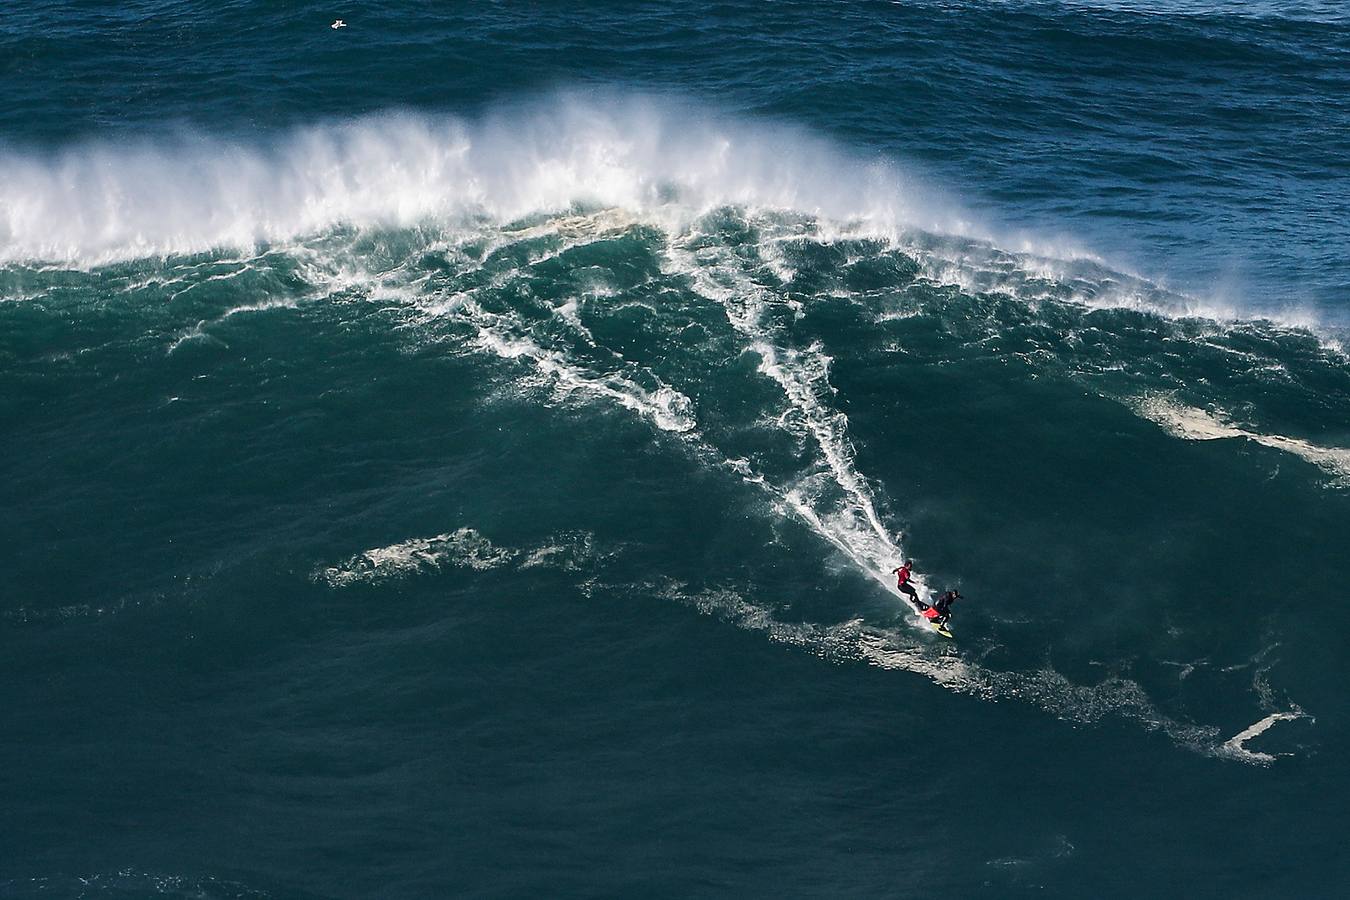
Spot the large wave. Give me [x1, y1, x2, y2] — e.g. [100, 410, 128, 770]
[5, 93, 1338, 764]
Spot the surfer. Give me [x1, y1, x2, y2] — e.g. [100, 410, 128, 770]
[909, 589, 961, 631]
[891, 561, 920, 607]
[930, 590, 961, 627]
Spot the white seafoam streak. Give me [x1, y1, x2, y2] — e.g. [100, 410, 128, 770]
[1132, 394, 1350, 484]
[314, 507, 1275, 763]
[315, 528, 604, 588]
[1219, 712, 1307, 764]
[315, 527, 519, 587]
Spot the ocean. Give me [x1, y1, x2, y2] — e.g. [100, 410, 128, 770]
[2, 1, 1348, 896]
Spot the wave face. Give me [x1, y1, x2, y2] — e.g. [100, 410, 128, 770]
[3, 3, 1350, 898]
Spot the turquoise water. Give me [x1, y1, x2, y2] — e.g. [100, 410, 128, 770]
[2, 2, 1348, 896]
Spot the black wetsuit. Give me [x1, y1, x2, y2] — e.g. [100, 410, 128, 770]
[932, 591, 958, 625]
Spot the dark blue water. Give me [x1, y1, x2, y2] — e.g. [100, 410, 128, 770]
[3, 2, 1348, 896]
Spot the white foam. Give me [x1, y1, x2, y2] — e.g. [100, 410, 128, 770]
[463, 297, 696, 433]
[986, 835, 1075, 870]
[1219, 712, 1306, 764]
[315, 528, 516, 587]
[0, 94, 959, 267]
[5, 93, 1342, 345]
[670, 581, 1245, 758]
[165, 296, 298, 353]
[413, 224, 929, 622]
[518, 531, 600, 571]
[13, 871, 269, 898]
[317, 528, 605, 588]
[1132, 394, 1350, 483]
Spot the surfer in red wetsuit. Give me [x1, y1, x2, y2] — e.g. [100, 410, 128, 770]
[892, 561, 921, 608]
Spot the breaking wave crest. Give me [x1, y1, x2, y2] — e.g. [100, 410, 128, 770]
[0, 94, 958, 267]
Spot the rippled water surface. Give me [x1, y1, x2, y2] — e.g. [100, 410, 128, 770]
[2, 2, 1347, 897]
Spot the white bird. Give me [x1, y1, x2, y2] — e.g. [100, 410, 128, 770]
[331, 19, 347, 29]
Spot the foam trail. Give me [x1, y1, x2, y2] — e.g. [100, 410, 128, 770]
[167, 297, 297, 353]
[1132, 394, 1350, 483]
[461, 297, 696, 433]
[671, 582, 1247, 760]
[316, 529, 600, 587]
[1219, 712, 1305, 764]
[896, 231, 1350, 342]
[665, 236, 925, 601]
[433, 237, 912, 602]
[315, 528, 516, 586]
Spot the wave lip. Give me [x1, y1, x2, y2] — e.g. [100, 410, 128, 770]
[0, 95, 952, 267]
